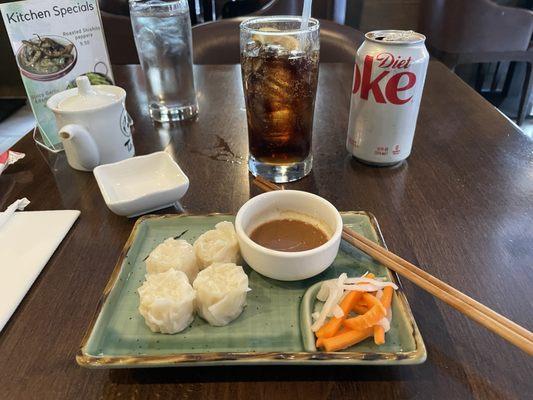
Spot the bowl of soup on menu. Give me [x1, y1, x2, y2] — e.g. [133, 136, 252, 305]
[235, 190, 343, 281]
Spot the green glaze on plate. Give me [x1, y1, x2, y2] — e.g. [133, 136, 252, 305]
[77, 212, 425, 368]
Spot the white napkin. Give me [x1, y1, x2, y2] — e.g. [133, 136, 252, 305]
[0, 200, 80, 332]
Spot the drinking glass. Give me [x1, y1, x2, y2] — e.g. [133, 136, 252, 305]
[130, 0, 198, 122]
[240, 16, 320, 183]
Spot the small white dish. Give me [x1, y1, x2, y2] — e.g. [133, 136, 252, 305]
[235, 190, 343, 281]
[93, 151, 189, 217]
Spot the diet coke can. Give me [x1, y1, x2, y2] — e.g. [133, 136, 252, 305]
[346, 30, 429, 165]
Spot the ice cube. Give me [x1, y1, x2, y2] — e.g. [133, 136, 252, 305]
[262, 63, 293, 100]
[245, 40, 261, 57]
[156, 19, 186, 55]
[136, 27, 158, 58]
[262, 44, 288, 57]
[289, 50, 306, 60]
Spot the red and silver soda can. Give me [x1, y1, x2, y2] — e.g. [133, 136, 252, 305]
[346, 30, 429, 165]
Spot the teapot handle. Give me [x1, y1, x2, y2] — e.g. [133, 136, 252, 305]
[59, 124, 100, 171]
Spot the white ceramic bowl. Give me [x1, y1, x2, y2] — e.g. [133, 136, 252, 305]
[235, 190, 343, 281]
[93, 151, 189, 217]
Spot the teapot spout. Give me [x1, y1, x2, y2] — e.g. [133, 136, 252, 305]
[59, 124, 100, 171]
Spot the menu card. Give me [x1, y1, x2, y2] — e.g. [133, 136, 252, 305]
[0, 0, 113, 150]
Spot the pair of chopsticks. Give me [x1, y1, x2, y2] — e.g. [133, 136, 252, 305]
[252, 176, 533, 355]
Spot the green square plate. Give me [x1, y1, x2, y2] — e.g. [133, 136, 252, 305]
[77, 212, 426, 367]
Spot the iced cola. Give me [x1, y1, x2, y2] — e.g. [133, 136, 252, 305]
[240, 17, 319, 183]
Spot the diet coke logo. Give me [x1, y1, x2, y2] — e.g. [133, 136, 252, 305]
[376, 52, 412, 69]
[352, 54, 417, 105]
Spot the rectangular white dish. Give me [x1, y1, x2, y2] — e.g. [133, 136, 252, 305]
[93, 151, 189, 217]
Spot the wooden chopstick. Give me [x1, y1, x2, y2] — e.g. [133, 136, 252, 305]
[342, 227, 533, 342]
[252, 176, 533, 355]
[253, 176, 285, 192]
[341, 229, 533, 355]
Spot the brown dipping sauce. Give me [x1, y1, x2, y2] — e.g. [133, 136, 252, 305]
[250, 219, 329, 252]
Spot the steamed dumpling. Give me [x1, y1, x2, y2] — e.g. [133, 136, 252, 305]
[193, 263, 250, 326]
[146, 238, 198, 282]
[138, 270, 196, 334]
[193, 221, 240, 269]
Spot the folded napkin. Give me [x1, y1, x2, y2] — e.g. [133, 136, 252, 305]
[0, 199, 80, 332]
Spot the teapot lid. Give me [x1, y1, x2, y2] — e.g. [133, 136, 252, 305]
[57, 76, 119, 111]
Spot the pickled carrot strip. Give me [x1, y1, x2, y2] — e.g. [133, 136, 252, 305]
[380, 286, 394, 309]
[362, 293, 383, 308]
[316, 291, 361, 338]
[344, 297, 386, 331]
[374, 325, 386, 345]
[351, 302, 369, 315]
[319, 328, 373, 352]
[373, 286, 394, 345]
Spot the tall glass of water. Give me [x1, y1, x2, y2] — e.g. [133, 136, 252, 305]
[129, 0, 198, 122]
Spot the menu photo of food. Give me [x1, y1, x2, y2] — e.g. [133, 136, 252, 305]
[16, 34, 77, 81]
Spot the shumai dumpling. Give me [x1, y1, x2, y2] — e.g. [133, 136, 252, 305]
[193, 221, 240, 269]
[192, 263, 250, 326]
[138, 270, 196, 334]
[145, 238, 198, 282]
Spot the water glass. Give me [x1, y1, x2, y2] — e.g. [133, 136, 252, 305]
[130, 0, 198, 122]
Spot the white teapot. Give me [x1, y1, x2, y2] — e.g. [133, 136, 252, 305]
[47, 76, 135, 171]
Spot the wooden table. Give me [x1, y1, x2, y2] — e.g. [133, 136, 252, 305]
[1, 62, 532, 399]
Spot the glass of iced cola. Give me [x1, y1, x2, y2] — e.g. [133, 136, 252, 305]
[240, 17, 319, 183]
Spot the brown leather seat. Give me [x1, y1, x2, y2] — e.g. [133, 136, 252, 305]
[419, 0, 533, 125]
[420, 0, 532, 57]
[192, 17, 364, 64]
[100, 11, 139, 65]
[99, 0, 129, 16]
[214, 0, 335, 22]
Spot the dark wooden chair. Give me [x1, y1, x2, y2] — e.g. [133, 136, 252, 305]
[0, 16, 25, 98]
[192, 17, 363, 64]
[221, 0, 337, 20]
[419, 0, 533, 125]
[100, 11, 139, 65]
[221, 0, 278, 18]
[99, 0, 136, 65]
